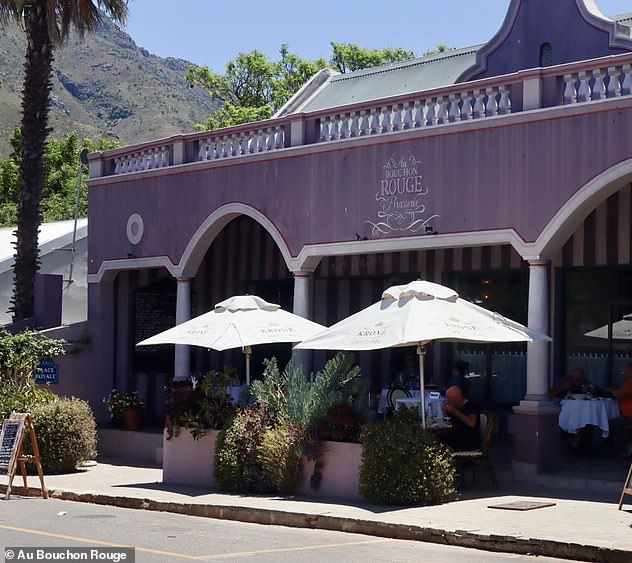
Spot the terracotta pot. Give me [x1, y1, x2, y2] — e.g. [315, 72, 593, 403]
[122, 408, 143, 431]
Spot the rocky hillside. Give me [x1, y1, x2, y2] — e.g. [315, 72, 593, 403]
[0, 17, 217, 157]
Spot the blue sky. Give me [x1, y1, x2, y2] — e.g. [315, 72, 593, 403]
[125, 0, 632, 70]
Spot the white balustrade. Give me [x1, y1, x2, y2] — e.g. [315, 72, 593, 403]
[564, 63, 632, 105]
[114, 146, 170, 175]
[196, 125, 285, 162]
[316, 84, 513, 143]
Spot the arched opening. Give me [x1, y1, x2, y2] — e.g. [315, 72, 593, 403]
[189, 215, 293, 379]
[540, 42, 553, 67]
[553, 181, 632, 389]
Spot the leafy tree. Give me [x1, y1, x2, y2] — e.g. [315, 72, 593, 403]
[422, 44, 454, 57]
[0, 0, 128, 321]
[186, 45, 327, 130]
[329, 42, 414, 73]
[0, 128, 118, 227]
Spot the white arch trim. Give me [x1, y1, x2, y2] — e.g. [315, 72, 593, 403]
[177, 203, 295, 276]
[533, 158, 632, 260]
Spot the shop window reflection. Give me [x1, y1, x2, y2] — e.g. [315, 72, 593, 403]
[450, 270, 528, 407]
[562, 268, 632, 389]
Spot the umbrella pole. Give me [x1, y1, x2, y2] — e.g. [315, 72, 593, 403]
[417, 343, 426, 429]
[244, 345, 252, 386]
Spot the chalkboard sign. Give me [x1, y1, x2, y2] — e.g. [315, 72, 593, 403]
[0, 418, 24, 476]
[619, 463, 632, 510]
[134, 290, 177, 345]
[133, 279, 177, 372]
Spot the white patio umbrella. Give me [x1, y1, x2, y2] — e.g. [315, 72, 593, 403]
[296, 280, 551, 427]
[585, 314, 632, 340]
[137, 295, 326, 385]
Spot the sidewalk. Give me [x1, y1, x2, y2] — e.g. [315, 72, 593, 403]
[1, 462, 631, 562]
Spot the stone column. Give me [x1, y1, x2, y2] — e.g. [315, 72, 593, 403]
[525, 261, 551, 402]
[174, 277, 192, 381]
[292, 271, 313, 373]
[513, 260, 560, 479]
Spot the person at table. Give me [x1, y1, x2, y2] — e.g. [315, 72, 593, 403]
[441, 385, 481, 452]
[390, 351, 421, 390]
[446, 360, 472, 398]
[549, 367, 591, 400]
[606, 364, 632, 457]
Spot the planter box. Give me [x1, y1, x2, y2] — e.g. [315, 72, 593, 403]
[98, 428, 163, 465]
[298, 441, 362, 501]
[162, 429, 220, 486]
[161, 430, 363, 500]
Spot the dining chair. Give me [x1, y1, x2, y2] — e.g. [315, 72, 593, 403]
[451, 411, 498, 489]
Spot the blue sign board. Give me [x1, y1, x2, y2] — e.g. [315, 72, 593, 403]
[35, 358, 59, 384]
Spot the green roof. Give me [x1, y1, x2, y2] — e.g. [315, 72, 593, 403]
[300, 46, 479, 113]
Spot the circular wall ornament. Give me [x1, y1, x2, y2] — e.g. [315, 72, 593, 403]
[126, 213, 144, 245]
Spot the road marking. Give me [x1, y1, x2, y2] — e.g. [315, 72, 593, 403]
[0, 523, 393, 561]
[193, 538, 394, 560]
[0, 524, 198, 560]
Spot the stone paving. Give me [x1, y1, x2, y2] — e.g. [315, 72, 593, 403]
[1, 462, 631, 561]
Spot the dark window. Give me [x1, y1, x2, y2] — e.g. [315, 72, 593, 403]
[561, 267, 632, 389]
[540, 43, 553, 67]
[449, 269, 529, 407]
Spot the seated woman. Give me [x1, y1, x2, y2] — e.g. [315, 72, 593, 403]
[390, 351, 420, 390]
[441, 385, 481, 452]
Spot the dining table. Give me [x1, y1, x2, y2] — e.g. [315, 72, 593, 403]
[558, 397, 620, 438]
[377, 388, 445, 416]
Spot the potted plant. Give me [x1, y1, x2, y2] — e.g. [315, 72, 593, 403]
[103, 389, 145, 431]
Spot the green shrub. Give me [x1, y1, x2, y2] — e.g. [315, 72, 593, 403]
[165, 369, 236, 440]
[214, 404, 275, 493]
[0, 381, 56, 420]
[27, 398, 97, 474]
[359, 409, 456, 505]
[260, 421, 306, 494]
[251, 354, 362, 428]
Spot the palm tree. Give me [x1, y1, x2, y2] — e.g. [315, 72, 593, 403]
[0, 0, 128, 321]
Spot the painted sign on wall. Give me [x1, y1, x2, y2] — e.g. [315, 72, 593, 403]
[34, 358, 59, 384]
[365, 151, 440, 236]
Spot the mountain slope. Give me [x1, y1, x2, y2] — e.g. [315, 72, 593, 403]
[0, 17, 217, 156]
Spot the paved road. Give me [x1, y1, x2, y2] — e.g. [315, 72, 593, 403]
[0, 498, 570, 562]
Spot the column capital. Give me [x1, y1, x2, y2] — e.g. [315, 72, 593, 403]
[176, 276, 193, 283]
[292, 270, 315, 277]
[527, 259, 551, 268]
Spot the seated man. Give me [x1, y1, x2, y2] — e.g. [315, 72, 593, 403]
[549, 367, 591, 400]
[446, 360, 472, 398]
[441, 385, 481, 452]
[606, 364, 632, 457]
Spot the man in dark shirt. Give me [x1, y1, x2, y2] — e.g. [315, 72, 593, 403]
[442, 385, 481, 451]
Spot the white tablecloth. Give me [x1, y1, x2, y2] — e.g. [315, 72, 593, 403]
[395, 396, 446, 419]
[377, 388, 421, 414]
[558, 398, 620, 438]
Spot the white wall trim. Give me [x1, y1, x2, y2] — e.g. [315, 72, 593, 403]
[296, 229, 529, 271]
[177, 203, 295, 276]
[88, 256, 177, 284]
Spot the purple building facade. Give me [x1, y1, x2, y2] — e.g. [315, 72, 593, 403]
[85, 0, 632, 475]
